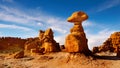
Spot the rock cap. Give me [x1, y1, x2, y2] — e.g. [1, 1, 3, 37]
[67, 11, 88, 23]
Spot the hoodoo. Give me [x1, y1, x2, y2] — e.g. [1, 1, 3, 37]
[65, 11, 91, 55]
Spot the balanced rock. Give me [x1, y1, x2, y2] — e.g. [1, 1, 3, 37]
[65, 11, 91, 54]
[39, 28, 60, 53]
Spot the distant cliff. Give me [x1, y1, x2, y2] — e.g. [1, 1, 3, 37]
[0, 37, 26, 50]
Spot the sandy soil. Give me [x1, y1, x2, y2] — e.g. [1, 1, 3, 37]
[0, 52, 120, 68]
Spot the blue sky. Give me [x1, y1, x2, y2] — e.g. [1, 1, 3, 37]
[0, 0, 120, 49]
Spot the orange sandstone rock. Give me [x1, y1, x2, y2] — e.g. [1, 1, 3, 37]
[65, 11, 91, 55]
[24, 37, 41, 52]
[39, 30, 45, 43]
[39, 28, 60, 53]
[110, 32, 120, 46]
[67, 11, 88, 23]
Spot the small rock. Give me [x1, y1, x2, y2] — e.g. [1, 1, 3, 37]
[13, 50, 24, 59]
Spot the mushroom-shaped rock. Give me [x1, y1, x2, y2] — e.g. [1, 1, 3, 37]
[65, 11, 91, 55]
[67, 11, 88, 23]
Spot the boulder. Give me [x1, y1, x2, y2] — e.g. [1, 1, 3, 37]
[13, 50, 24, 59]
[65, 11, 91, 55]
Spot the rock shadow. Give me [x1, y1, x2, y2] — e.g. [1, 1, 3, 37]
[94, 55, 120, 60]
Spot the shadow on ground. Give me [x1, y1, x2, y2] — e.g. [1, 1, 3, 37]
[94, 55, 120, 60]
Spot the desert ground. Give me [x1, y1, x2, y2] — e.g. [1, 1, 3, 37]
[0, 51, 120, 68]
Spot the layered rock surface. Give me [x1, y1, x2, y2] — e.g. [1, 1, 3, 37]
[65, 11, 91, 54]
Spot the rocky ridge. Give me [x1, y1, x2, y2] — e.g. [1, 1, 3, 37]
[93, 32, 120, 54]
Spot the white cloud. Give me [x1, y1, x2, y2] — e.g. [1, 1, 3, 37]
[37, 22, 43, 26]
[97, 0, 120, 12]
[54, 35, 66, 45]
[50, 26, 67, 34]
[0, 5, 74, 41]
[0, 5, 73, 34]
[83, 20, 93, 27]
[0, 5, 41, 25]
[0, 24, 33, 31]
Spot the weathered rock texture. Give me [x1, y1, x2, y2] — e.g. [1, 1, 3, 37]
[24, 37, 40, 51]
[65, 11, 91, 54]
[24, 28, 60, 54]
[110, 32, 120, 47]
[39, 28, 60, 53]
[92, 32, 120, 54]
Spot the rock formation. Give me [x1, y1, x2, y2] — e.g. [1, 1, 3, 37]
[92, 32, 120, 54]
[39, 28, 60, 53]
[24, 28, 60, 54]
[65, 11, 91, 55]
[24, 37, 41, 53]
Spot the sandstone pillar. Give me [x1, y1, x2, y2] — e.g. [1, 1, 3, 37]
[65, 11, 91, 55]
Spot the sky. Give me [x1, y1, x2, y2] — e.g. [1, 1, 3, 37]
[0, 0, 120, 50]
